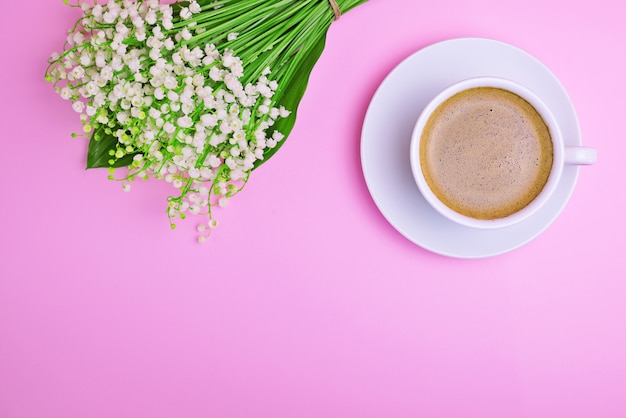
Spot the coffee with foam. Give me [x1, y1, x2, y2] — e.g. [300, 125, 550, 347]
[419, 87, 553, 220]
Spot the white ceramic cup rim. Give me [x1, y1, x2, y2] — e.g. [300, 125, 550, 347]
[410, 76, 565, 229]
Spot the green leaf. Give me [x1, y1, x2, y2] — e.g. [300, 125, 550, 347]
[86, 124, 137, 169]
[253, 33, 328, 170]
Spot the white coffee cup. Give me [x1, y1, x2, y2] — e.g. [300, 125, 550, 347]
[410, 77, 596, 229]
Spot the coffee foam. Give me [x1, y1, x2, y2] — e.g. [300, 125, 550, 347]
[420, 87, 553, 220]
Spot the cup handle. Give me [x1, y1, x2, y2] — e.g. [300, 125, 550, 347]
[564, 146, 597, 165]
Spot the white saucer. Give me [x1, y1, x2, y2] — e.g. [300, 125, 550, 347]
[361, 38, 582, 258]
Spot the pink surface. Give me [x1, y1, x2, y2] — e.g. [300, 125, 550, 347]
[1, 1, 625, 417]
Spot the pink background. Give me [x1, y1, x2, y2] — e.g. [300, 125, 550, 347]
[1, 1, 625, 417]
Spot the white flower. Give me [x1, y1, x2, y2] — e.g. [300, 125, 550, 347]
[116, 44, 128, 56]
[227, 32, 239, 41]
[146, 36, 161, 49]
[145, 10, 157, 25]
[93, 76, 106, 88]
[208, 134, 224, 147]
[244, 84, 257, 96]
[229, 145, 241, 157]
[180, 7, 192, 20]
[279, 106, 290, 118]
[149, 64, 164, 77]
[152, 25, 165, 40]
[200, 114, 217, 127]
[220, 120, 232, 134]
[164, 76, 177, 89]
[149, 48, 161, 61]
[85, 82, 99, 97]
[224, 157, 237, 169]
[131, 96, 143, 107]
[209, 67, 222, 81]
[188, 168, 200, 179]
[72, 101, 85, 113]
[191, 74, 204, 88]
[113, 84, 125, 100]
[163, 38, 175, 51]
[149, 76, 164, 88]
[136, 28, 147, 42]
[258, 84, 272, 98]
[189, 2, 201, 14]
[222, 50, 235, 67]
[142, 129, 155, 141]
[207, 155, 221, 168]
[182, 146, 194, 159]
[79, 53, 91, 67]
[103, 11, 117, 24]
[182, 46, 201, 63]
[180, 89, 194, 103]
[130, 107, 142, 118]
[164, 122, 176, 134]
[182, 103, 195, 115]
[148, 108, 161, 119]
[93, 93, 107, 108]
[128, 58, 141, 72]
[152, 150, 164, 161]
[167, 90, 179, 102]
[95, 52, 107, 68]
[116, 111, 129, 124]
[70, 66, 85, 80]
[100, 66, 113, 81]
[60, 87, 72, 100]
[172, 52, 183, 66]
[115, 21, 129, 36]
[84, 105, 96, 117]
[177, 116, 193, 129]
[224, 74, 243, 94]
[199, 168, 212, 180]
[215, 106, 227, 120]
[92, 4, 103, 18]
[72, 32, 85, 46]
[132, 16, 144, 28]
[154, 87, 165, 100]
[111, 55, 124, 71]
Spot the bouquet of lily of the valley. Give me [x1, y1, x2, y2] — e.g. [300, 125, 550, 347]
[46, 0, 366, 240]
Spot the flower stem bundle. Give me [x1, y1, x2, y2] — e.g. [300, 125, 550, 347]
[46, 0, 366, 237]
